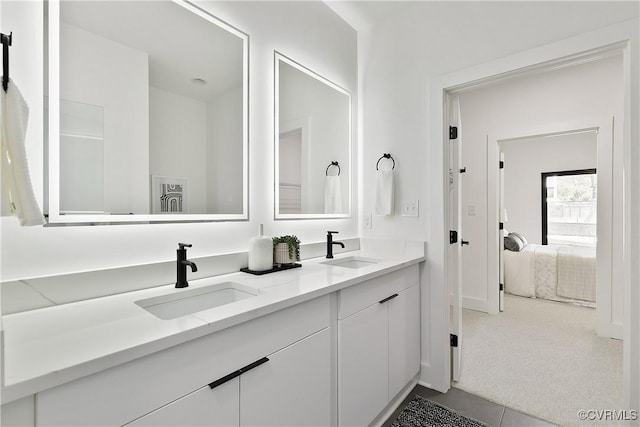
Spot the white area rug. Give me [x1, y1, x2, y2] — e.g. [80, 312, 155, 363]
[455, 295, 623, 426]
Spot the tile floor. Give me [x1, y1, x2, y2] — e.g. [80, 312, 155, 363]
[382, 385, 556, 427]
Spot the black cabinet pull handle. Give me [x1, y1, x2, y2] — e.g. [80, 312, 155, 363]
[208, 357, 270, 389]
[239, 357, 270, 374]
[379, 293, 399, 304]
[209, 370, 241, 389]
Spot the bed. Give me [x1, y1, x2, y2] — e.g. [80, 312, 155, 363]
[503, 243, 596, 307]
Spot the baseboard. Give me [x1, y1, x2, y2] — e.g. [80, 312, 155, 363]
[371, 374, 419, 427]
[611, 322, 623, 340]
[462, 296, 488, 313]
[419, 361, 449, 393]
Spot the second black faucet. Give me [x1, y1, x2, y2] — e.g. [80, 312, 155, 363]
[326, 231, 345, 259]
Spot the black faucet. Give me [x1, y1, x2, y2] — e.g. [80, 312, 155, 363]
[326, 231, 345, 259]
[176, 243, 198, 288]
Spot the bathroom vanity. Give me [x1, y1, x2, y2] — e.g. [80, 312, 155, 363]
[1, 244, 424, 426]
[2, 1, 419, 424]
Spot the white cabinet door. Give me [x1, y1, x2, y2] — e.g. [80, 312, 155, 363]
[240, 328, 331, 427]
[126, 378, 239, 427]
[388, 284, 421, 398]
[338, 302, 388, 427]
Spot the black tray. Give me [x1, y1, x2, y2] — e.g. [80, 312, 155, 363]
[240, 263, 302, 276]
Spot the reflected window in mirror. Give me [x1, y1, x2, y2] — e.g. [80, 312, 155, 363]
[46, 0, 249, 224]
[274, 52, 352, 219]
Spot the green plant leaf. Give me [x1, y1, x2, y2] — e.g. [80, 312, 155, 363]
[272, 235, 301, 260]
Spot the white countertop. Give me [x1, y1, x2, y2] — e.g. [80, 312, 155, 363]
[1, 242, 425, 404]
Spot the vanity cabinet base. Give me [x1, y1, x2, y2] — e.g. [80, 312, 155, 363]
[36, 296, 330, 427]
[338, 265, 421, 426]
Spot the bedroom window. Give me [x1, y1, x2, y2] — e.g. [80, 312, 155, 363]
[542, 169, 597, 247]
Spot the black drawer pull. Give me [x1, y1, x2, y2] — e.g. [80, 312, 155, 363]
[208, 357, 270, 389]
[239, 357, 270, 374]
[379, 293, 399, 304]
[208, 370, 241, 389]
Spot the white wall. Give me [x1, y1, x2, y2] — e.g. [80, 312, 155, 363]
[149, 87, 208, 214]
[502, 132, 597, 245]
[60, 23, 149, 214]
[458, 55, 622, 314]
[206, 86, 244, 214]
[0, 0, 357, 282]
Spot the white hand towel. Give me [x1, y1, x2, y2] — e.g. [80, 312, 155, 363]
[375, 170, 394, 216]
[1, 79, 46, 226]
[324, 175, 342, 214]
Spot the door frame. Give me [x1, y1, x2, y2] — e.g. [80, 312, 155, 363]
[425, 20, 637, 407]
[447, 95, 463, 382]
[488, 118, 616, 338]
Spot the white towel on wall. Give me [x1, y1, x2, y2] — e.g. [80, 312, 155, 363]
[324, 175, 342, 214]
[375, 170, 394, 215]
[1, 79, 46, 226]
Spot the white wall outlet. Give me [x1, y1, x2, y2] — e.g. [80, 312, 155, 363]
[402, 200, 419, 217]
[468, 204, 476, 216]
[364, 213, 372, 229]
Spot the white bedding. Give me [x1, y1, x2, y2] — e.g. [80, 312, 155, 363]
[503, 245, 536, 298]
[504, 243, 596, 306]
[557, 246, 596, 301]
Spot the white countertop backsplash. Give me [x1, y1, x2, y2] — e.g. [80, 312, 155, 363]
[1, 239, 425, 404]
[1, 238, 361, 314]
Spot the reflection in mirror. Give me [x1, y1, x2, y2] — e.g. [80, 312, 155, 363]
[275, 52, 351, 219]
[47, 0, 248, 223]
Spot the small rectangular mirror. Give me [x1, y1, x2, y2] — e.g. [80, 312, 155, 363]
[275, 52, 352, 219]
[46, 0, 249, 224]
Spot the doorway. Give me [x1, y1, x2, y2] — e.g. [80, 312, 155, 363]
[444, 50, 624, 424]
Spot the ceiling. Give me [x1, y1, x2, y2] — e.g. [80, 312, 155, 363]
[325, 0, 639, 33]
[325, 1, 638, 78]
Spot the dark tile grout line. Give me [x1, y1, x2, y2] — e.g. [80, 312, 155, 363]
[498, 406, 506, 426]
[450, 385, 556, 426]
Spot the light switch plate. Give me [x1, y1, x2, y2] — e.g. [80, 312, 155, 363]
[364, 213, 372, 229]
[402, 200, 419, 217]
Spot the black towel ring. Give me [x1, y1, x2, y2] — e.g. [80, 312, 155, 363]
[326, 161, 340, 176]
[376, 153, 395, 170]
[1, 32, 12, 93]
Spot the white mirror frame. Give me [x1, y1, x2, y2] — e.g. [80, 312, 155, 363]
[274, 52, 352, 220]
[46, 0, 249, 225]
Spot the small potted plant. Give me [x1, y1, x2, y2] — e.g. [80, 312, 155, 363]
[273, 235, 300, 265]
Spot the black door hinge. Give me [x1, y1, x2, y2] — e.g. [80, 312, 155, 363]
[499, 222, 504, 230]
[450, 334, 458, 347]
[449, 230, 458, 244]
[449, 126, 458, 140]
[499, 161, 504, 169]
[500, 283, 504, 291]
[459, 167, 466, 174]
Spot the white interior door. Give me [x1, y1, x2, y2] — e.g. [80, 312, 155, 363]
[448, 94, 463, 382]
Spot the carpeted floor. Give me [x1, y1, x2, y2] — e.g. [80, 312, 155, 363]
[455, 294, 623, 427]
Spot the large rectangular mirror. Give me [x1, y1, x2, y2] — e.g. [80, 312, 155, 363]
[46, 0, 248, 224]
[275, 52, 352, 219]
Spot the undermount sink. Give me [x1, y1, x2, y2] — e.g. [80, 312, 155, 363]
[136, 282, 259, 320]
[321, 256, 380, 269]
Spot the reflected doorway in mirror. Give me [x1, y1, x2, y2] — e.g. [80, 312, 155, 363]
[151, 175, 188, 214]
